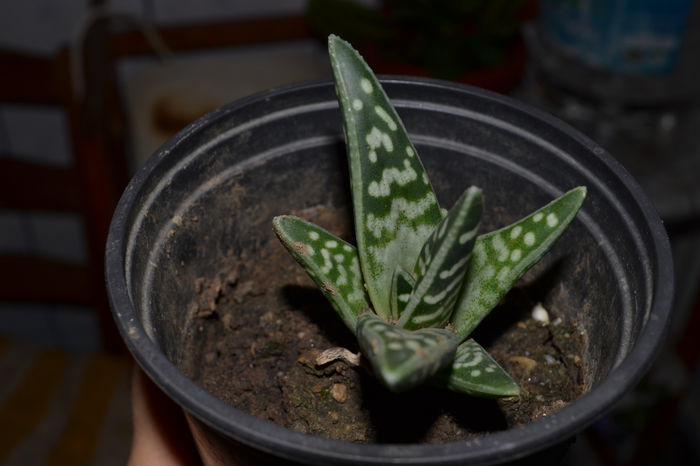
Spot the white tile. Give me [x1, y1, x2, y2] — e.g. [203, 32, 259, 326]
[49, 306, 102, 352]
[0, 106, 72, 168]
[0, 211, 88, 263]
[0, 0, 84, 54]
[0, 303, 101, 352]
[0, 303, 55, 347]
[0, 211, 30, 253]
[28, 212, 87, 264]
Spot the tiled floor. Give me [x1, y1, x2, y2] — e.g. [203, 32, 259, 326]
[0, 337, 132, 465]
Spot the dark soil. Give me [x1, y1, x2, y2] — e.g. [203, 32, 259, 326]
[180, 205, 587, 443]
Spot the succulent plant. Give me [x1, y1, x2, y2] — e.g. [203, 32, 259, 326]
[273, 35, 586, 396]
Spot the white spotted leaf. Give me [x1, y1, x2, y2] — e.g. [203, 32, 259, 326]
[329, 35, 442, 319]
[452, 187, 587, 338]
[273, 215, 370, 333]
[390, 266, 415, 320]
[356, 313, 459, 392]
[435, 339, 519, 397]
[397, 187, 482, 330]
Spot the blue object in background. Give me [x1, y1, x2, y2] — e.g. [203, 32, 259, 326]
[540, 0, 695, 74]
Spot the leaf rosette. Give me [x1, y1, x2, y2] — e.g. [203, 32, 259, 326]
[273, 35, 586, 394]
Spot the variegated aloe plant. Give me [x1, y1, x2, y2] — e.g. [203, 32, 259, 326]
[273, 36, 586, 396]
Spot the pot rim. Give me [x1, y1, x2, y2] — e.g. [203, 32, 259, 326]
[105, 77, 674, 465]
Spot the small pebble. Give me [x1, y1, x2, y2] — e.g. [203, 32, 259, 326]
[509, 356, 537, 372]
[543, 354, 556, 364]
[237, 280, 254, 296]
[310, 385, 323, 393]
[330, 383, 348, 403]
[532, 302, 550, 324]
[220, 312, 235, 330]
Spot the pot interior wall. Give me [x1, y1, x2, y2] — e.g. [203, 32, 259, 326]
[124, 80, 656, 405]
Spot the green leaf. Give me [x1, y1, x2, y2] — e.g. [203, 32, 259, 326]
[356, 313, 459, 392]
[390, 266, 415, 321]
[272, 215, 370, 333]
[452, 187, 587, 338]
[329, 35, 443, 319]
[436, 339, 519, 397]
[397, 187, 482, 330]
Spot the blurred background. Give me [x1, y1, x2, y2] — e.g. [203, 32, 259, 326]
[0, 0, 698, 464]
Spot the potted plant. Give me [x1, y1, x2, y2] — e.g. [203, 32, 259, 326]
[273, 36, 586, 400]
[106, 36, 673, 465]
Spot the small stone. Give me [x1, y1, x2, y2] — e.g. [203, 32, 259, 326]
[516, 321, 527, 329]
[237, 280, 255, 296]
[328, 411, 340, 422]
[531, 302, 550, 324]
[259, 311, 276, 326]
[509, 356, 537, 372]
[330, 383, 348, 403]
[257, 341, 285, 358]
[195, 308, 215, 319]
[220, 312, 235, 330]
[310, 385, 323, 393]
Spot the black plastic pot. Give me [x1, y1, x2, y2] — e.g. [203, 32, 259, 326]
[106, 77, 673, 465]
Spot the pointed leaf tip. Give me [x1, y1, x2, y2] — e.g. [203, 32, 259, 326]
[390, 265, 415, 320]
[398, 187, 482, 330]
[329, 32, 443, 319]
[357, 314, 459, 392]
[273, 215, 370, 333]
[452, 187, 587, 337]
[436, 339, 519, 398]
